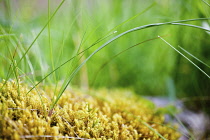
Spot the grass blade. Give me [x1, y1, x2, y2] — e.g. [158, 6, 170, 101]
[49, 18, 210, 111]
[158, 36, 210, 79]
[178, 46, 210, 68]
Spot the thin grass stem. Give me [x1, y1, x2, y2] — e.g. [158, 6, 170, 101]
[49, 18, 210, 111]
[158, 36, 210, 79]
[178, 46, 210, 68]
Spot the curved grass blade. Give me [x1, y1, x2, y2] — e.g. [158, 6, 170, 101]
[49, 18, 210, 111]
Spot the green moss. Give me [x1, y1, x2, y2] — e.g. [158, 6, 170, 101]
[0, 81, 180, 139]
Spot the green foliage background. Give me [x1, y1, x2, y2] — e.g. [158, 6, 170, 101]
[0, 0, 209, 110]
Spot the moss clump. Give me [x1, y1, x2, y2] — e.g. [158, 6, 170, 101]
[0, 81, 180, 139]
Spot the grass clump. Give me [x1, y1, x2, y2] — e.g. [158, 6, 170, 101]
[0, 80, 180, 140]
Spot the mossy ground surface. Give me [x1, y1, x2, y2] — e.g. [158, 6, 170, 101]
[0, 81, 180, 140]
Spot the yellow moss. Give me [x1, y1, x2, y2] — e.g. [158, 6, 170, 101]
[0, 81, 181, 139]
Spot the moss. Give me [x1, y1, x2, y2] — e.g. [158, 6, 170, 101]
[0, 81, 180, 139]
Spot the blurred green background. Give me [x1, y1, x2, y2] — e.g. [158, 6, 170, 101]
[0, 0, 210, 111]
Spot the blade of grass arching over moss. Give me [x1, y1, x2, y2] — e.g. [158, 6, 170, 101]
[28, 17, 208, 96]
[48, 18, 210, 110]
[159, 36, 210, 79]
[30, 18, 210, 96]
[50, 18, 210, 111]
[80, 18, 210, 67]
[91, 35, 168, 87]
[178, 46, 210, 68]
[17, 0, 66, 65]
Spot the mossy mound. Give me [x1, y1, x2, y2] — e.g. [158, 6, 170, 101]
[0, 81, 180, 140]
